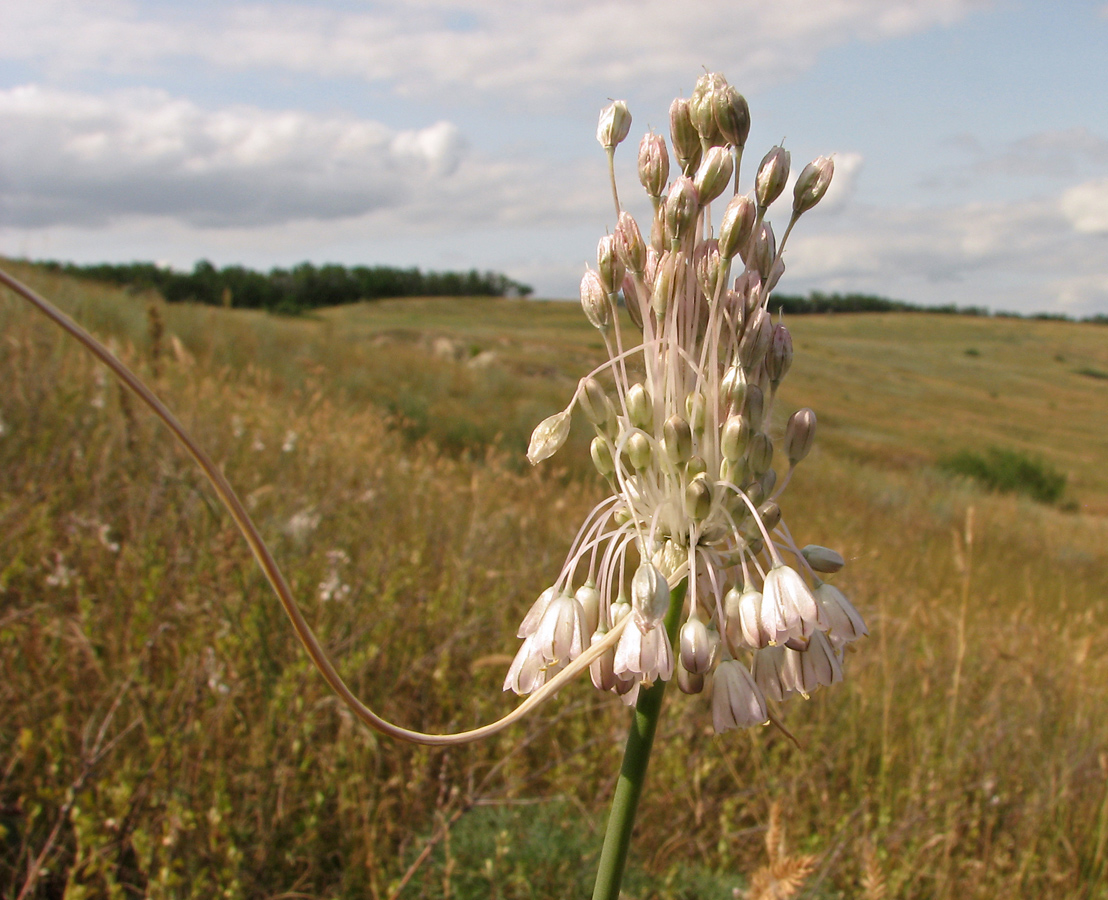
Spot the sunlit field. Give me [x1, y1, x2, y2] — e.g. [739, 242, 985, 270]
[3, 260, 1108, 899]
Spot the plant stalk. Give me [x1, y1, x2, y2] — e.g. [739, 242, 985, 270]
[591, 580, 687, 900]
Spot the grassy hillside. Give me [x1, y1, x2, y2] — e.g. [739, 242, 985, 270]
[2, 261, 1108, 899]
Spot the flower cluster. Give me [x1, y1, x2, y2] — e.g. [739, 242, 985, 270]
[508, 72, 866, 733]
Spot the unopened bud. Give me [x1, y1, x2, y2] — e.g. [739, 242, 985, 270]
[597, 234, 625, 295]
[690, 72, 725, 146]
[685, 474, 712, 520]
[650, 251, 677, 318]
[589, 627, 617, 691]
[742, 382, 764, 430]
[747, 432, 773, 475]
[765, 323, 794, 385]
[626, 431, 652, 470]
[669, 97, 701, 173]
[721, 365, 747, 408]
[680, 616, 714, 675]
[695, 239, 724, 301]
[714, 84, 750, 149]
[576, 581, 601, 638]
[631, 563, 670, 629]
[626, 382, 652, 430]
[615, 211, 647, 275]
[663, 414, 693, 464]
[578, 376, 613, 426]
[718, 194, 757, 260]
[758, 500, 781, 532]
[739, 307, 772, 369]
[721, 414, 751, 461]
[685, 391, 707, 432]
[664, 177, 699, 245]
[590, 435, 615, 476]
[793, 156, 834, 216]
[693, 145, 733, 206]
[597, 100, 632, 151]
[755, 145, 791, 210]
[802, 544, 845, 574]
[621, 275, 644, 331]
[638, 132, 670, 199]
[580, 268, 610, 330]
[785, 408, 816, 465]
[744, 222, 776, 281]
[686, 455, 707, 479]
[677, 658, 705, 694]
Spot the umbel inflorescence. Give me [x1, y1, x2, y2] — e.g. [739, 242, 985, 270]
[508, 72, 867, 734]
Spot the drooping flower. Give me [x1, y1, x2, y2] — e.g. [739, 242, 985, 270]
[508, 72, 865, 734]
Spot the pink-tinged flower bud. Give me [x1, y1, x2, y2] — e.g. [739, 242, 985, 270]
[626, 381, 652, 430]
[694, 145, 734, 206]
[739, 306, 772, 369]
[664, 176, 700, 245]
[765, 323, 794, 385]
[663, 414, 693, 464]
[575, 580, 601, 638]
[793, 155, 834, 215]
[718, 194, 757, 260]
[589, 627, 617, 691]
[742, 382, 764, 430]
[631, 562, 670, 630]
[784, 407, 816, 465]
[638, 132, 670, 199]
[676, 657, 705, 694]
[590, 435, 615, 476]
[527, 409, 571, 465]
[690, 72, 726, 146]
[579, 268, 610, 330]
[669, 97, 701, 173]
[712, 658, 768, 733]
[535, 591, 586, 663]
[714, 84, 750, 149]
[743, 221, 776, 281]
[578, 376, 613, 426]
[802, 544, 844, 574]
[755, 145, 791, 210]
[615, 211, 647, 275]
[694, 239, 724, 301]
[597, 234, 625, 296]
[597, 100, 632, 150]
[679, 615, 714, 675]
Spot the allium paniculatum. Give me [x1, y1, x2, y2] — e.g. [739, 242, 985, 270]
[510, 72, 866, 733]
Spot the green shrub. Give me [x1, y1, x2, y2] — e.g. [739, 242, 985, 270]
[938, 446, 1067, 504]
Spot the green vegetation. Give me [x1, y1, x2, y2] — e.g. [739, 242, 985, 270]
[939, 447, 1068, 504]
[3, 260, 1108, 899]
[34, 259, 534, 314]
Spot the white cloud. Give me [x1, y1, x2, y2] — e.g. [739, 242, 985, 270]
[1, 0, 988, 105]
[1060, 177, 1108, 234]
[0, 85, 473, 228]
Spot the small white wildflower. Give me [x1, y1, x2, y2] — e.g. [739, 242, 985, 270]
[282, 430, 298, 453]
[712, 658, 768, 733]
[284, 509, 320, 542]
[45, 552, 75, 588]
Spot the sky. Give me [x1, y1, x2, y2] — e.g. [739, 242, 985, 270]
[2, 0, 1108, 315]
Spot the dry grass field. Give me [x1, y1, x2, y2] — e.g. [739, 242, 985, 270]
[2, 259, 1108, 899]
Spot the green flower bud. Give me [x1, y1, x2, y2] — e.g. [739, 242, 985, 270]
[685, 473, 712, 520]
[626, 382, 652, 430]
[755, 145, 791, 210]
[785, 408, 816, 465]
[590, 435, 615, 476]
[721, 414, 750, 461]
[802, 544, 845, 574]
[718, 193, 757, 260]
[663, 414, 693, 465]
[597, 100, 632, 151]
[664, 176, 700, 245]
[651, 250, 677, 318]
[742, 382, 764, 430]
[793, 156, 834, 216]
[669, 97, 701, 173]
[685, 391, 707, 432]
[758, 500, 781, 532]
[626, 431, 652, 470]
[578, 376, 613, 426]
[747, 431, 773, 475]
[714, 84, 750, 149]
[686, 455, 707, 479]
[693, 145, 733, 205]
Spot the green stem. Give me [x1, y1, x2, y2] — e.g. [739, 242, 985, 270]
[591, 580, 687, 900]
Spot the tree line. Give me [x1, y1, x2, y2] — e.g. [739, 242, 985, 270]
[38, 259, 533, 313]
